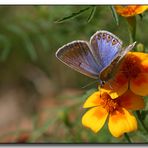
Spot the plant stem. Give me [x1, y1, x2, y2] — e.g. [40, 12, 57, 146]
[124, 133, 132, 143]
[136, 110, 148, 133]
[126, 16, 136, 44]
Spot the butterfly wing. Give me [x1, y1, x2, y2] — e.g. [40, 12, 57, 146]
[90, 30, 123, 68]
[56, 40, 102, 79]
[119, 41, 136, 60]
[100, 42, 136, 82]
[99, 55, 121, 83]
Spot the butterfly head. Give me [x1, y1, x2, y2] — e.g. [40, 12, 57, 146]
[98, 79, 106, 87]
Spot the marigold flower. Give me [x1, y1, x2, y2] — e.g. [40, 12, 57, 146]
[101, 52, 148, 99]
[82, 90, 144, 137]
[115, 5, 148, 17]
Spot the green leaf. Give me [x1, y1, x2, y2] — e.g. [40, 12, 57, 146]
[22, 21, 50, 52]
[87, 6, 96, 23]
[141, 110, 148, 120]
[0, 35, 11, 62]
[137, 131, 148, 142]
[55, 6, 91, 23]
[28, 117, 57, 142]
[7, 24, 38, 61]
[60, 108, 73, 128]
[110, 6, 119, 26]
[126, 16, 136, 44]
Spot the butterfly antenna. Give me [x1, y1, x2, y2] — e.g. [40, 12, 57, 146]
[81, 80, 98, 89]
[108, 81, 113, 89]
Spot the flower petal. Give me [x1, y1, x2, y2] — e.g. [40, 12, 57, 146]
[130, 73, 148, 96]
[115, 5, 148, 17]
[130, 52, 148, 62]
[82, 106, 108, 133]
[83, 91, 103, 108]
[101, 72, 128, 99]
[119, 90, 145, 110]
[108, 108, 137, 138]
[129, 52, 148, 73]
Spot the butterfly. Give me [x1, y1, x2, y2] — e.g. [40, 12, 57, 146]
[55, 30, 136, 86]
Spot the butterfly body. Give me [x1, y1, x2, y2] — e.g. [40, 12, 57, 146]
[56, 30, 136, 86]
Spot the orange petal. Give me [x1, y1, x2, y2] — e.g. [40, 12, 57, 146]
[83, 91, 103, 108]
[101, 72, 128, 99]
[130, 52, 148, 62]
[140, 58, 148, 74]
[119, 90, 145, 110]
[82, 106, 108, 133]
[115, 5, 148, 17]
[108, 108, 137, 138]
[129, 52, 148, 73]
[130, 73, 148, 96]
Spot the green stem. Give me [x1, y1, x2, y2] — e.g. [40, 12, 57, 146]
[126, 16, 136, 44]
[136, 110, 148, 133]
[124, 133, 132, 143]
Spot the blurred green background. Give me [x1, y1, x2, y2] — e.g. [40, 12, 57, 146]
[0, 5, 148, 143]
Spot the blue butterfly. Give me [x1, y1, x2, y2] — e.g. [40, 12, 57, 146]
[55, 30, 136, 86]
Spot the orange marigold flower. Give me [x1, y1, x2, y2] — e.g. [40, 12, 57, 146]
[115, 5, 148, 17]
[101, 52, 148, 99]
[82, 90, 144, 137]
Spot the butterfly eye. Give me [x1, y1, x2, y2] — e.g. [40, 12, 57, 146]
[112, 39, 117, 45]
[101, 81, 106, 86]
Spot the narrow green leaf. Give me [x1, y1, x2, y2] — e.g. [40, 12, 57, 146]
[22, 21, 49, 52]
[124, 133, 132, 143]
[0, 35, 11, 62]
[7, 24, 38, 61]
[87, 6, 96, 23]
[137, 131, 148, 142]
[28, 117, 58, 142]
[140, 110, 148, 120]
[136, 110, 148, 134]
[110, 6, 119, 26]
[24, 38, 38, 61]
[55, 7, 91, 23]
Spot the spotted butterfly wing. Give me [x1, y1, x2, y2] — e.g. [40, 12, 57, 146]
[90, 30, 123, 68]
[90, 30, 136, 83]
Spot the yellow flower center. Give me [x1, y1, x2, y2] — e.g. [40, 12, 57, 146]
[121, 55, 141, 79]
[100, 93, 120, 113]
